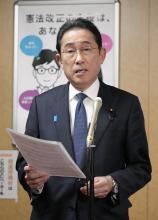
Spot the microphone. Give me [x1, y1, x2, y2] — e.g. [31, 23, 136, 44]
[87, 97, 102, 147]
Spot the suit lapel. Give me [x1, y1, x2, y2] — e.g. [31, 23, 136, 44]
[94, 81, 117, 145]
[50, 83, 74, 159]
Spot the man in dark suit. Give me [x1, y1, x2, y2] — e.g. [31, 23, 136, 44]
[16, 18, 151, 220]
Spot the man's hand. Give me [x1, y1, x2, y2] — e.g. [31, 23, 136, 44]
[24, 165, 49, 190]
[80, 176, 113, 198]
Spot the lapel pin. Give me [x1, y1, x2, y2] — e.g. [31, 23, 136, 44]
[53, 115, 58, 122]
[108, 108, 116, 121]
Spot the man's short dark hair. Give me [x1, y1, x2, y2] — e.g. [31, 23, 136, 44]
[56, 18, 102, 53]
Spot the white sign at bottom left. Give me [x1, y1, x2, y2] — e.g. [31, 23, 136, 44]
[0, 150, 18, 200]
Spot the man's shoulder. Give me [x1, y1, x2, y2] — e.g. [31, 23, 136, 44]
[101, 81, 138, 100]
[36, 83, 69, 100]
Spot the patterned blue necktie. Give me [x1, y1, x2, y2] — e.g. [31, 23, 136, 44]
[73, 93, 88, 167]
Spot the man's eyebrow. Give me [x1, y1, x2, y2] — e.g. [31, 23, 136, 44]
[63, 41, 92, 47]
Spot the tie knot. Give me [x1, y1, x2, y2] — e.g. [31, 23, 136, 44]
[76, 93, 87, 102]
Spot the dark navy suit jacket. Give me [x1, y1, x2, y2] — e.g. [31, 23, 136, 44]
[16, 81, 151, 220]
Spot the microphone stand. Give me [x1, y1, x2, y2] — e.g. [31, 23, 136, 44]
[86, 97, 102, 220]
[87, 143, 96, 220]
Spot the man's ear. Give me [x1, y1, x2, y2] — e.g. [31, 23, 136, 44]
[55, 53, 63, 69]
[100, 47, 106, 64]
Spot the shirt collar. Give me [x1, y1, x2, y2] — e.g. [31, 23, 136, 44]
[69, 78, 100, 101]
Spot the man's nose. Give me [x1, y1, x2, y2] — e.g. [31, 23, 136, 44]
[74, 50, 85, 63]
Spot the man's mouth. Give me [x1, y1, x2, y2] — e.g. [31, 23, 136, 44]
[75, 69, 87, 74]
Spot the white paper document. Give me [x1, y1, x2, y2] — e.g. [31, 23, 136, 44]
[7, 128, 86, 179]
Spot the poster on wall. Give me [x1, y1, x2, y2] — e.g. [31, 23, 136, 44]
[0, 150, 18, 200]
[13, 0, 120, 133]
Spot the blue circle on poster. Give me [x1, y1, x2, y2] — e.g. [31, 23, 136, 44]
[20, 35, 43, 56]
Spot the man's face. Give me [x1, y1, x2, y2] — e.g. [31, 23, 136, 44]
[33, 60, 60, 88]
[57, 28, 106, 91]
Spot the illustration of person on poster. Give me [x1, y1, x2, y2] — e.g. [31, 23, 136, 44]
[19, 49, 62, 111]
[32, 49, 62, 94]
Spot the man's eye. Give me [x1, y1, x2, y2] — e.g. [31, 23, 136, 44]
[84, 48, 91, 51]
[82, 48, 91, 52]
[67, 49, 75, 54]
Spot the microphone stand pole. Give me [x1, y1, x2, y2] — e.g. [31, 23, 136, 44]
[87, 144, 96, 220]
[86, 97, 102, 220]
